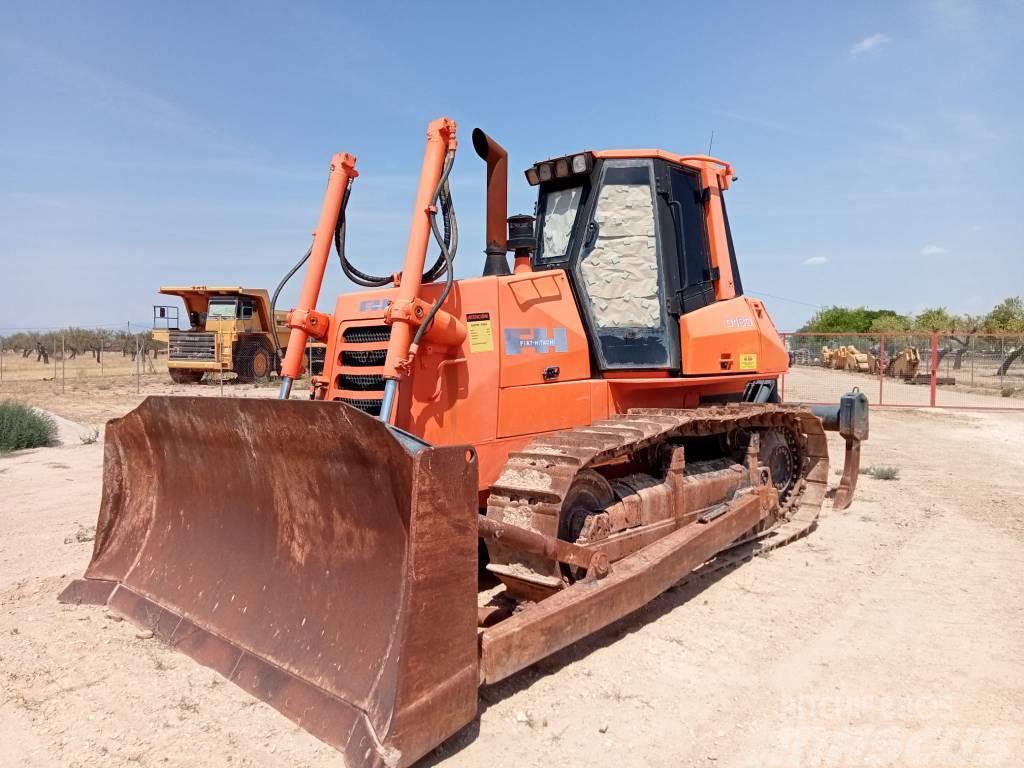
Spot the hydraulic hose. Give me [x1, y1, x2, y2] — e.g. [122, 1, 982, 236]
[270, 178, 353, 366]
[378, 147, 457, 423]
[411, 150, 458, 351]
[270, 246, 311, 365]
[337, 168, 453, 288]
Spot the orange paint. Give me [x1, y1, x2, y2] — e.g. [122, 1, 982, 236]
[288, 128, 791, 496]
[280, 153, 357, 380]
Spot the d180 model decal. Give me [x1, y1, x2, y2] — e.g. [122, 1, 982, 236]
[725, 316, 754, 328]
[503, 328, 569, 356]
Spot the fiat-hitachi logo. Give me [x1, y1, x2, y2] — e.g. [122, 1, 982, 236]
[503, 328, 569, 356]
[358, 298, 391, 312]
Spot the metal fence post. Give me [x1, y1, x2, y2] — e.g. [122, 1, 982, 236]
[136, 331, 141, 394]
[929, 333, 938, 407]
[61, 333, 66, 394]
[999, 336, 1005, 386]
[0, 335, 4, 383]
[970, 335, 975, 386]
[878, 333, 885, 405]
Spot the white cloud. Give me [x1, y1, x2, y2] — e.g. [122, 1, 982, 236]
[850, 33, 890, 56]
[920, 244, 947, 256]
[802, 256, 828, 266]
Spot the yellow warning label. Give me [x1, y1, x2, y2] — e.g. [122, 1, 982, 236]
[467, 319, 494, 352]
[739, 353, 757, 371]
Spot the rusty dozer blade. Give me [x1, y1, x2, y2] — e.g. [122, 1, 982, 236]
[58, 396, 480, 768]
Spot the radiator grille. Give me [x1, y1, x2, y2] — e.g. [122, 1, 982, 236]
[337, 373, 385, 391]
[168, 331, 217, 361]
[338, 397, 383, 417]
[341, 349, 386, 367]
[342, 325, 391, 344]
[336, 324, 390, 416]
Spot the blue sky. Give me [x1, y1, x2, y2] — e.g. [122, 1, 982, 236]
[1, 0, 1021, 332]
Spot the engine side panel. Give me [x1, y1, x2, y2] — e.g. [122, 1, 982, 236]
[677, 296, 788, 376]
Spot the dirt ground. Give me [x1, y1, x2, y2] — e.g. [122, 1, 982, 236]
[1, 381, 1022, 767]
[783, 365, 1024, 409]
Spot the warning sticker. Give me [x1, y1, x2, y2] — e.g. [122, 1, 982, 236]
[739, 353, 757, 371]
[467, 317, 494, 352]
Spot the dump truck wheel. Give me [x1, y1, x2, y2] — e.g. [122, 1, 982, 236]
[236, 341, 273, 383]
[168, 369, 204, 384]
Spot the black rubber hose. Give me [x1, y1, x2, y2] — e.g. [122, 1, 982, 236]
[422, 183, 453, 284]
[337, 168, 453, 287]
[411, 150, 458, 350]
[269, 245, 312, 365]
[269, 179, 354, 364]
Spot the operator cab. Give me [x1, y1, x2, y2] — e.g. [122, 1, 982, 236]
[525, 152, 743, 372]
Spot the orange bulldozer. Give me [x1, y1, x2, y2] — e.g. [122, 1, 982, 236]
[60, 117, 868, 767]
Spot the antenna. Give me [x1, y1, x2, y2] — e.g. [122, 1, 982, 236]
[707, 130, 715, 155]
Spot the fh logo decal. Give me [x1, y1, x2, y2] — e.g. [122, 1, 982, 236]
[359, 298, 392, 313]
[503, 328, 569, 356]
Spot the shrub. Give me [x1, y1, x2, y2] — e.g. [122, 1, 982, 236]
[1001, 386, 1016, 398]
[866, 465, 900, 481]
[0, 401, 58, 452]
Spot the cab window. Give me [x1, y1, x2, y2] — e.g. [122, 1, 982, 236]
[208, 298, 238, 319]
[575, 159, 671, 368]
[537, 185, 584, 260]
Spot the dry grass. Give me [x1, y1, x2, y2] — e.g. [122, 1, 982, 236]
[865, 465, 900, 480]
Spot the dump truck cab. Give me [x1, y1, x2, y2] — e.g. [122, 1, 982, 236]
[153, 286, 287, 383]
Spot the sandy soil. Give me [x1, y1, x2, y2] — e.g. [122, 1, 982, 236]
[783, 365, 1024, 408]
[1, 398, 1022, 767]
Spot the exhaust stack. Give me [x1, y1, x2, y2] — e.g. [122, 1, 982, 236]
[472, 128, 510, 276]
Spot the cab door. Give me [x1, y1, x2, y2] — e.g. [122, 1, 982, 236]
[572, 159, 679, 371]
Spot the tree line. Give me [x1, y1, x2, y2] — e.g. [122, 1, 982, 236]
[798, 297, 1024, 335]
[797, 297, 1024, 375]
[0, 327, 162, 364]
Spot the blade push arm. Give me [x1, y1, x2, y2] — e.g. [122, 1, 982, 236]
[278, 153, 358, 399]
[379, 117, 459, 422]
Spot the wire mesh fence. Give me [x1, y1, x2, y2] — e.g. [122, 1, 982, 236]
[4, 324, 1020, 411]
[782, 332, 1024, 409]
[0, 324, 323, 399]
[0, 325, 164, 390]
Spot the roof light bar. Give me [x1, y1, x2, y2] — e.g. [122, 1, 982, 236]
[524, 152, 594, 186]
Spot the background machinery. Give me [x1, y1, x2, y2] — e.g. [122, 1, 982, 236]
[844, 344, 878, 374]
[153, 285, 324, 383]
[886, 346, 921, 379]
[61, 118, 868, 767]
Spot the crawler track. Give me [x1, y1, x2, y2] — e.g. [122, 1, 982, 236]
[485, 404, 832, 589]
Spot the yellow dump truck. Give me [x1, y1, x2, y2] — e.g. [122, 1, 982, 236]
[153, 286, 315, 384]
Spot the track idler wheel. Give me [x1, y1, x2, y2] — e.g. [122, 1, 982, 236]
[757, 429, 799, 502]
[558, 470, 615, 581]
